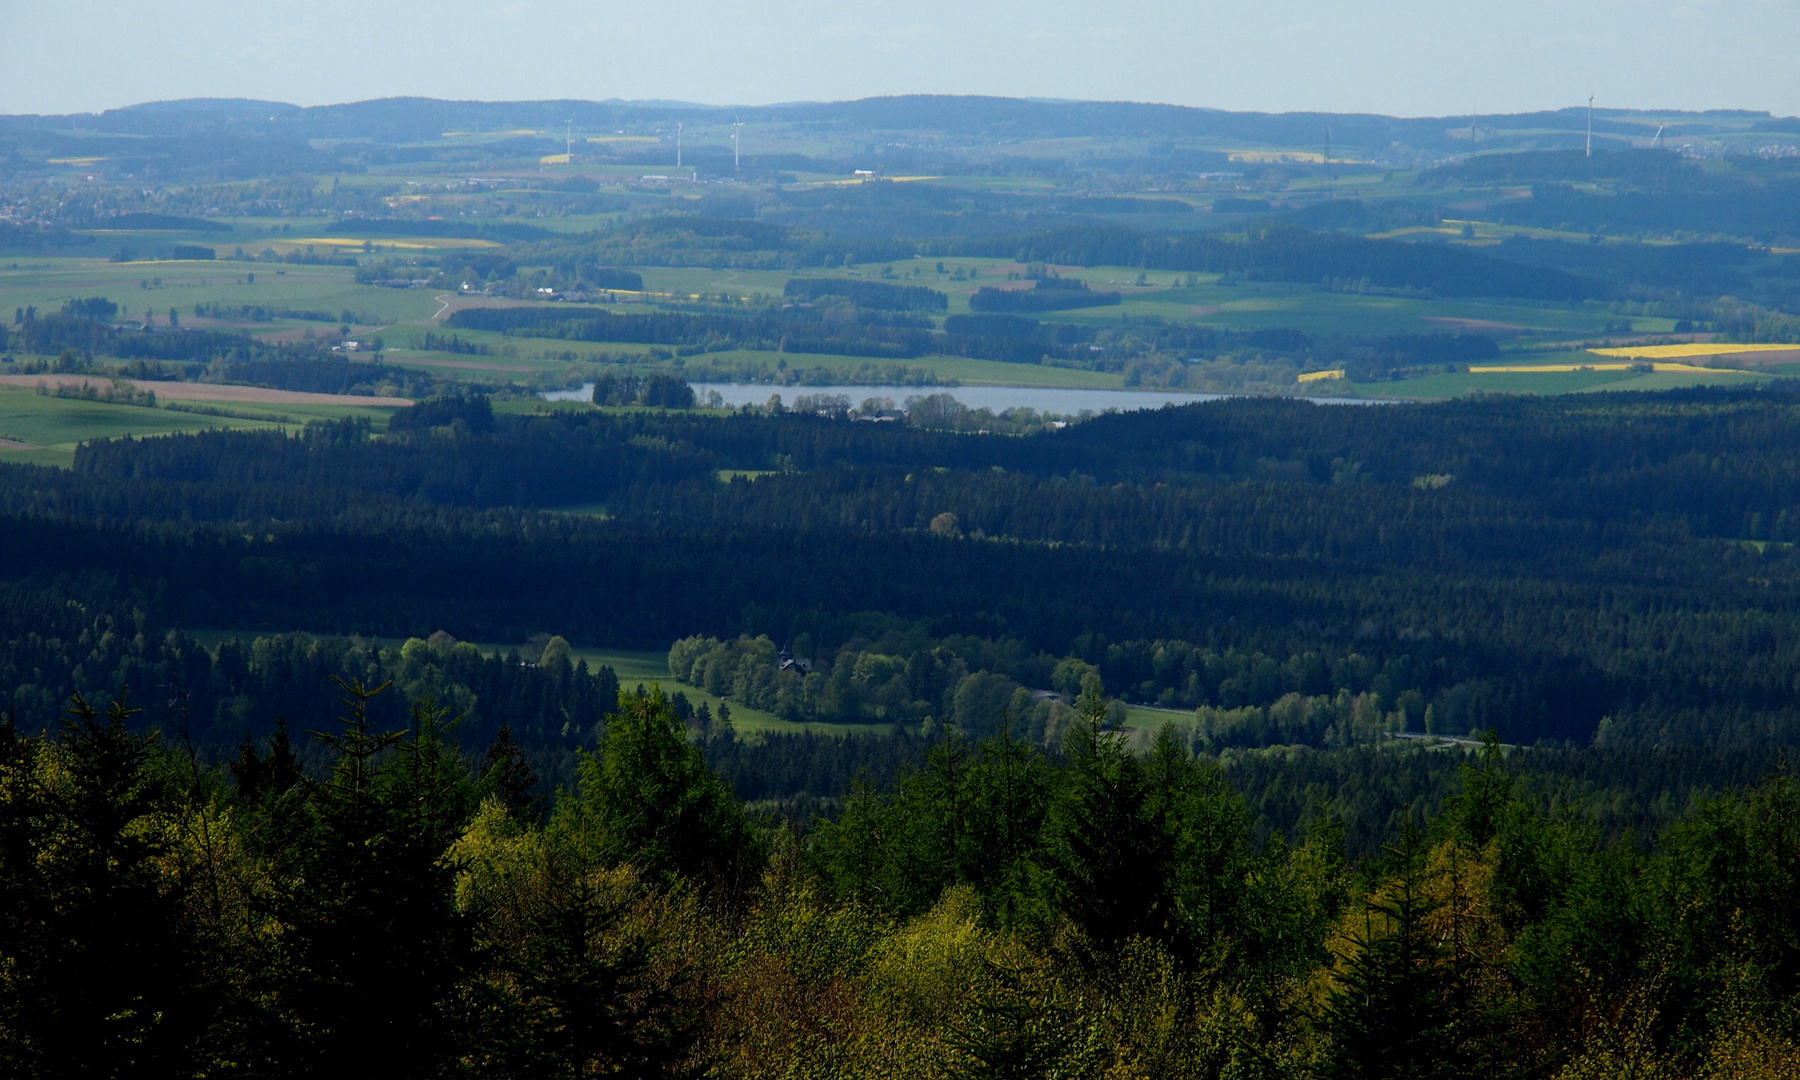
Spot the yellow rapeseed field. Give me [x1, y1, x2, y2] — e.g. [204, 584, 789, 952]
[1589, 343, 1800, 359]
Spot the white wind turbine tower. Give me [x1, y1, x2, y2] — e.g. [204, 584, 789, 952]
[676, 122, 683, 169]
[1586, 96, 1594, 157]
[734, 117, 744, 170]
[566, 119, 573, 161]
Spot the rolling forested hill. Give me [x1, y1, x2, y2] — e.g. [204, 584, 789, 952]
[3, 388, 1800, 1078]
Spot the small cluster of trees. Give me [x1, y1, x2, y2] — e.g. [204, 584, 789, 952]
[669, 633, 1119, 738]
[968, 277, 1123, 313]
[667, 629, 1479, 751]
[782, 276, 949, 312]
[192, 301, 369, 325]
[591, 373, 696, 409]
[417, 330, 493, 356]
[107, 243, 215, 263]
[39, 378, 157, 408]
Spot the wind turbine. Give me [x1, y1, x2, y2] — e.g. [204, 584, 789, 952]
[733, 116, 744, 170]
[1586, 96, 1594, 157]
[676, 122, 683, 169]
[1652, 124, 1666, 149]
[565, 119, 572, 161]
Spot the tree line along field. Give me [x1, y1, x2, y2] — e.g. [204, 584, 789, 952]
[0, 385, 296, 466]
[1346, 366, 1768, 398]
[0, 257, 440, 332]
[541, 644, 884, 736]
[177, 630, 849, 738]
[0, 379, 410, 466]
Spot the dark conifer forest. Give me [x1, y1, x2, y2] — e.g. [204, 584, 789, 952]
[3, 388, 1800, 1076]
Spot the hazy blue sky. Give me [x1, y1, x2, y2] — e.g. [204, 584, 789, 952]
[4, 0, 1796, 118]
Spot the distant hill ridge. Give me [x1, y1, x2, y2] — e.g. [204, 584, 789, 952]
[2, 95, 1790, 153]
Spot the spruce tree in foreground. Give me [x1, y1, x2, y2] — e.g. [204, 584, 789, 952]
[0, 693, 214, 1079]
[271, 680, 475, 1079]
[566, 686, 761, 894]
[1319, 828, 1469, 1080]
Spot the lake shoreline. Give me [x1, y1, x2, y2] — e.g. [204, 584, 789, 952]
[544, 382, 1381, 412]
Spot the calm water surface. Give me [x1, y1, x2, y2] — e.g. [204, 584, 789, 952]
[542, 383, 1377, 413]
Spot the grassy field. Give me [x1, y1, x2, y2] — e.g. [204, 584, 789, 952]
[634, 267, 800, 299]
[0, 385, 399, 466]
[1123, 704, 1196, 733]
[382, 345, 583, 377]
[65, 216, 517, 258]
[492, 398, 598, 416]
[384, 322, 661, 365]
[0, 385, 278, 464]
[571, 647, 889, 737]
[1349, 364, 1771, 399]
[0, 257, 441, 328]
[686, 350, 1128, 389]
[1579, 370, 1776, 393]
[1069, 283, 1647, 338]
[1352, 370, 1633, 398]
[631, 262, 1032, 307]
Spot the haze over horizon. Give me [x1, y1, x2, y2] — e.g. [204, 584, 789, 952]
[5, 0, 1798, 119]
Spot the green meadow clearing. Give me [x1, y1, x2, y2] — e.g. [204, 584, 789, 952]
[183, 629, 887, 738]
[1062, 280, 1657, 337]
[1122, 703, 1198, 733]
[1346, 364, 1770, 399]
[0, 385, 400, 466]
[0, 258, 441, 329]
[572, 646, 890, 737]
[0, 386, 275, 463]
